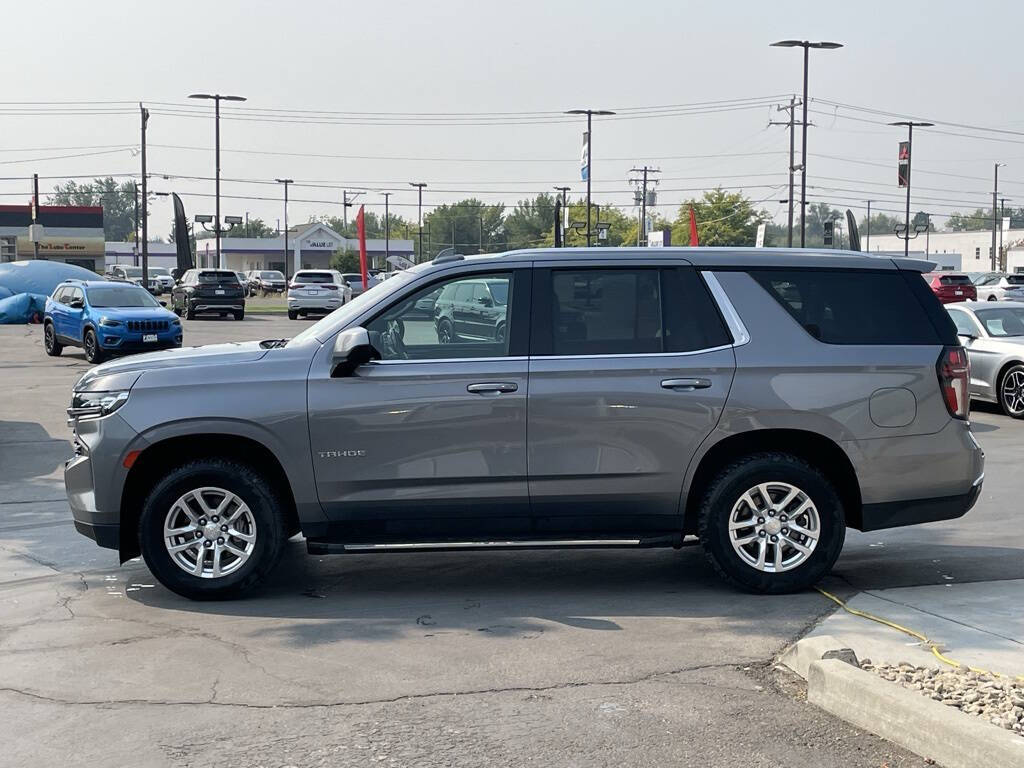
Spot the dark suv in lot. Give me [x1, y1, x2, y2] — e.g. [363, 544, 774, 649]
[65, 248, 983, 600]
[170, 269, 246, 320]
[433, 277, 509, 343]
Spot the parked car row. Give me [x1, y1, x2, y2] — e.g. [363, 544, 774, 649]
[924, 271, 1024, 305]
[946, 301, 1024, 418]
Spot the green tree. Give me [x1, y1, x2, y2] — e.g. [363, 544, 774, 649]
[504, 193, 557, 250]
[421, 199, 505, 260]
[48, 177, 140, 241]
[672, 188, 768, 247]
[225, 217, 275, 238]
[799, 202, 842, 247]
[330, 246, 360, 273]
[946, 208, 991, 232]
[537, 199, 634, 248]
[322, 212, 412, 241]
[859, 211, 902, 239]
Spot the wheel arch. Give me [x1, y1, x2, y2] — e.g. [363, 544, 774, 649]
[119, 433, 301, 563]
[682, 429, 862, 534]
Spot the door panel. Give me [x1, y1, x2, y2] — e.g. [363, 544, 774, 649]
[527, 350, 734, 533]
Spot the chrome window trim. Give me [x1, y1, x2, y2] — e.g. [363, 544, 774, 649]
[702, 270, 750, 347]
[371, 356, 528, 366]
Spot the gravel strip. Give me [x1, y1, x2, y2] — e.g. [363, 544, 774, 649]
[862, 660, 1024, 737]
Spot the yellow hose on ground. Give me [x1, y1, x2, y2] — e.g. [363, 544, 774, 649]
[814, 587, 1024, 683]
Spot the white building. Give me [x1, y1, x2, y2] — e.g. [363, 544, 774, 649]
[105, 242, 179, 270]
[867, 228, 1024, 273]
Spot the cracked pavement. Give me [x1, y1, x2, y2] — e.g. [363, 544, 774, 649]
[3, 318, 1021, 767]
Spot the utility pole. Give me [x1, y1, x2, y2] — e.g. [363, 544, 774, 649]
[275, 179, 293, 278]
[992, 164, 1004, 271]
[409, 182, 427, 261]
[629, 167, 660, 246]
[565, 108, 616, 246]
[32, 174, 39, 259]
[1000, 196, 1011, 271]
[769, 96, 799, 246]
[865, 200, 872, 252]
[342, 190, 363, 231]
[133, 182, 140, 266]
[381, 192, 392, 270]
[890, 120, 933, 258]
[140, 103, 149, 285]
[553, 186, 570, 247]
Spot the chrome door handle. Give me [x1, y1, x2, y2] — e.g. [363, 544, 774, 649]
[661, 378, 712, 391]
[467, 381, 518, 394]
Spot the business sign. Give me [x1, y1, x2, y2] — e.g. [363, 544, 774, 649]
[303, 239, 339, 250]
[647, 229, 671, 247]
[16, 234, 104, 257]
[898, 141, 910, 187]
[755, 222, 766, 248]
[580, 131, 589, 181]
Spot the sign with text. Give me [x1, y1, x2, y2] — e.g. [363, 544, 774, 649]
[898, 141, 910, 187]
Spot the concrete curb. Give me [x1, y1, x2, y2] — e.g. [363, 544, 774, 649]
[783, 637, 1024, 768]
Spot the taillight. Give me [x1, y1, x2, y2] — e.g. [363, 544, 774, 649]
[937, 346, 970, 419]
[289, 283, 299, 289]
[322, 284, 338, 291]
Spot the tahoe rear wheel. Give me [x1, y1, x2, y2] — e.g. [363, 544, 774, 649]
[138, 458, 288, 600]
[697, 452, 845, 594]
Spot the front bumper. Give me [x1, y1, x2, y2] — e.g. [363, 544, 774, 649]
[99, 330, 182, 351]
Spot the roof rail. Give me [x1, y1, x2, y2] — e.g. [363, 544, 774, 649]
[432, 253, 465, 265]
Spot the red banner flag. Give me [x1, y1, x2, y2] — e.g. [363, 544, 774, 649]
[689, 205, 699, 246]
[356, 205, 369, 290]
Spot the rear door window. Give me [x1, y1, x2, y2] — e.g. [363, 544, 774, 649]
[295, 272, 334, 284]
[750, 269, 945, 345]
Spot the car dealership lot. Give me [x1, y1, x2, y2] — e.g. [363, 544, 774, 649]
[1, 318, 1021, 767]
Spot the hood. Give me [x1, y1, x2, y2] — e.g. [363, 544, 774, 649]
[94, 306, 178, 322]
[75, 340, 269, 390]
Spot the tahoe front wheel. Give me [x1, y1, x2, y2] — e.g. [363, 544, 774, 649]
[697, 452, 845, 594]
[138, 458, 288, 600]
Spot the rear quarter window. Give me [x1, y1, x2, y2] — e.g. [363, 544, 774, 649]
[749, 269, 953, 345]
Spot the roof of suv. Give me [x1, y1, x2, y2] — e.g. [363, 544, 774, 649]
[414, 247, 933, 274]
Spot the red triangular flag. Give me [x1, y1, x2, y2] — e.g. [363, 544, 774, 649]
[689, 205, 699, 246]
[356, 205, 369, 290]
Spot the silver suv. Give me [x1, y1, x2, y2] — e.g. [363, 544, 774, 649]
[64, 248, 984, 600]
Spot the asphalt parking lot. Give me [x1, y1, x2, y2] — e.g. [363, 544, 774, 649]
[1, 316, 1021, 767]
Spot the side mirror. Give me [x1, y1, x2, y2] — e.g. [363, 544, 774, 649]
[331, 326, 380, 378]
[171, 268, 183, 281]
[159, 300, 168, 307]
[69, 298, 84, 309]
[478, 296, 493, 307]
[958, 333, 976, 342]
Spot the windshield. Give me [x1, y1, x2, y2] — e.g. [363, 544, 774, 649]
[486, 281, 509, 305]
[342, 273, 362, 284]
[288, 270, 416, 346]
[294, 272, 334, 284]
[1008, 275, 1024, 285]
[975, 307, 1024, 337]
[87, 284, 160, 308]
[150, 267, 170, 276]
[260, 271, 283, 279]
[198, 271, 238, 283]
[120, 266, 143, 278]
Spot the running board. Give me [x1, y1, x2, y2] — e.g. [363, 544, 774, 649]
[307, 535, 685, 555]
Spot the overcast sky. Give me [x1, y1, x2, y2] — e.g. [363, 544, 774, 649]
[3, 0, 1023, 239]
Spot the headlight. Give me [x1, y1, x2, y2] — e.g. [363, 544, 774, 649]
[68, 390, 130, 422]
[99, 317, 122, 327]
[172, 318, 181, 326]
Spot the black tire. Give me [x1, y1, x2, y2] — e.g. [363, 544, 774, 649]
[495, 321, 507, 344]
[697, 452, 845, 594]
[998, 363, 1024, 419]
[287, 310, 298, 320]
[437, 319, 454, 344]
[83, 328, 105, 364]
[138, 458, 288, 600]
[185, 301, 196, 320]
[988, 295, 998, 301]
[234, 310, 245, 321]
[44, 322, 63, 356]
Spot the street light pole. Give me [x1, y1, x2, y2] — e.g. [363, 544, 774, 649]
[188, 92, 247, 268]
[890, 121, 934, 258]
[999, 196, 1011, 271]
[566, 108, 616, 246]
[275, 179, 293, 278]
[409, 182, 427, 261]
[140, 104, 149, 285]
[992, 163, 1005, 272]
[770, 40, 843, 247]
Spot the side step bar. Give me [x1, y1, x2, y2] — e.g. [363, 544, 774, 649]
[307, 535, 692, 555]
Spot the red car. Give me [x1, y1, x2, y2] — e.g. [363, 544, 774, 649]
[922, 273, 977, 304]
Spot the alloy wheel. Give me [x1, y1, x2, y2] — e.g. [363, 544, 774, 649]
[163, 487, 258, 579]
[1001, 368, 1024, 416]
[728, 481, 820, 573]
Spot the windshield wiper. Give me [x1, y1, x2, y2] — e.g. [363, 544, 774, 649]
[259, 338, 289, 349]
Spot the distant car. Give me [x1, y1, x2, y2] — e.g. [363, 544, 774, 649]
[170, 268, 246, 320]
[233, 271, 250, 296]
[972, 272, 1024, 302]
[105, 264, 159, 295]
[433, 277, 509, 344]
[947, 301, 1024, 418]
[341, 272, 379, 299]
[149, 267, 176, 294]
[44, 279, 182, 364]
[287, 269, 351, 320]
[923, 273, 977, 304]
[247, 269, 287, 296]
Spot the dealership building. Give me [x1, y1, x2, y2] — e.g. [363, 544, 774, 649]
[0, 204, 105, 271]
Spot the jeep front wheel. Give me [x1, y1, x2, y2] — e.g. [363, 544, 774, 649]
[138, 458, 288, 600]
[697, 452, 845, 594]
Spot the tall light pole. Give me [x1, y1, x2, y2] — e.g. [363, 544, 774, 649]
[890, 121, 933, 258]
[566, 108, 616, 246]
[275, 179, 293, 278]
[188, 92, 247, 267]
[770, 40, 843, 247]
[381, 191, 392, 270]
[409, 182, 427, 261]
[992, 163, 1005, 271]
[140, 104, 150, 284]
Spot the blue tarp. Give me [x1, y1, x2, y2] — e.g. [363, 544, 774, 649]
[0, 260, 100, 324]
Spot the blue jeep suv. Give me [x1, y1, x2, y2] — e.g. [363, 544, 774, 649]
[44, 279, 182, 363]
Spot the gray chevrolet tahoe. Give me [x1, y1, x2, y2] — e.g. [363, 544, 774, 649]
[64, 248, 984, 600]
